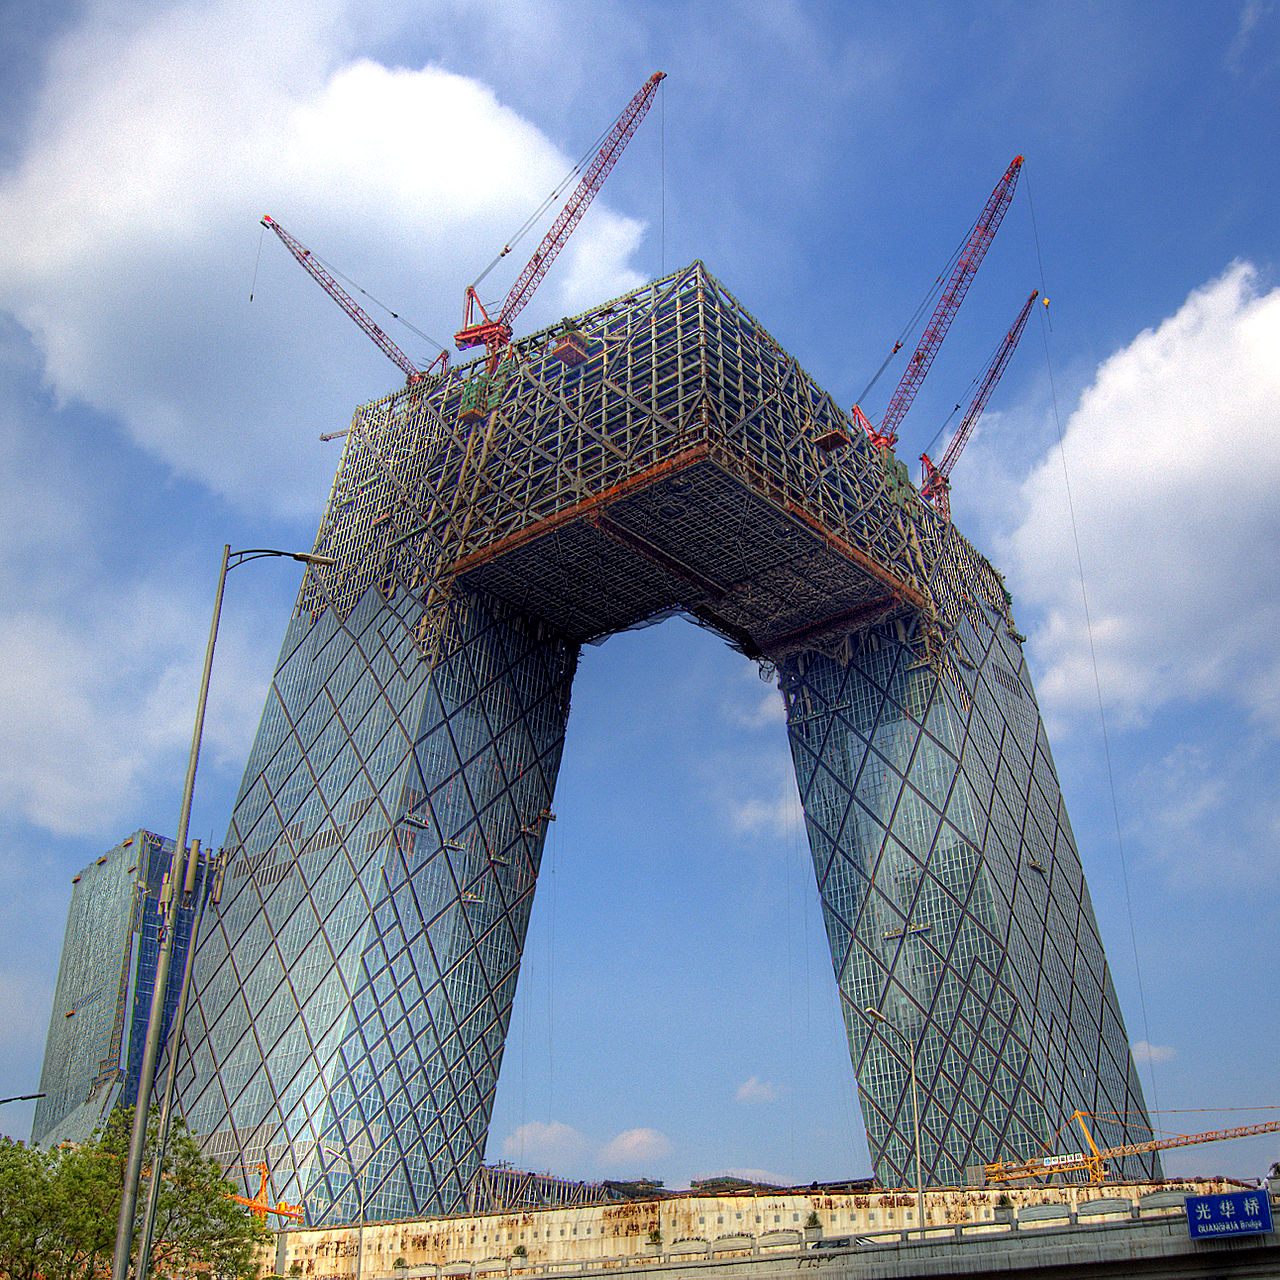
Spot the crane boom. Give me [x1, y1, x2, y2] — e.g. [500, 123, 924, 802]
[261, 216, 442, 385]
[983, 1113, 1280, 1185]
[920, 289, 1038, 520]
[455, 72, 666, 365]
[857, 155, 1024, 451]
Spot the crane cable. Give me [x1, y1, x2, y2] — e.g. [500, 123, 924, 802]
[853, 200, 985, 412]
[249, 223, 266, 302]
[1026, 165, 1160, 1124]
[302, 244, 449, 357]
[660, 77, 666, 276]
[918, 320, 1014, 462]
[468, 90, 638, 299]
[252, 221, 449, 361]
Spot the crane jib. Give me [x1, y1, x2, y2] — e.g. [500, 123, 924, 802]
[455, 72, 665, 365]
[869, 154, 1024, 451]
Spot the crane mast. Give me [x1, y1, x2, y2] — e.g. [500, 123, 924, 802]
[455, 71, 666, 369]
[261, 215, 445, 385]
[920, 288, 1038, 520]
[855, 155, 1024, 451]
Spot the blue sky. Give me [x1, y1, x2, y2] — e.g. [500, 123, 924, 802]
[1, 0, 1278, 1188]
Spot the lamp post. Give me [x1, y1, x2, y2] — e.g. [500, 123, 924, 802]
[111, 545, 335, 1280]
[865, 1005, 924, 1241]
[134, 838, 216, 1280]
[321, 1144, 364, 1280]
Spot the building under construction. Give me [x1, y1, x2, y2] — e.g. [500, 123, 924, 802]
[173, 253, 1160, 1223]
[32, 830, 212, 1146]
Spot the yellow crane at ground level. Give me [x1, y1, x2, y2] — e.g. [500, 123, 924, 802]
[227, 1160, 304, 1222]
[983, 1110, 1280, 1185]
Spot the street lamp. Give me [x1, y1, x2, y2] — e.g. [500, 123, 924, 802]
[865, 1005, 924, 1241]
[0, 1093, 42, 1148]
[320, 1144, 365, 1280]
[112, 545, 335, 1280]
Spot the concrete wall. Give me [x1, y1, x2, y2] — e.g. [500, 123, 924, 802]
[274, 1181, 1238, 1278]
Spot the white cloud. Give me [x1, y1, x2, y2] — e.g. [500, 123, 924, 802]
[725, 769, 803, 839]
[1226, 0, 1270, 72]
[0, 0, 646, 516]
[1127, 740, 1280, 882]
[501, 1120, 592, 1171]
[500, 1121, 674, 1176]
[1001, 263, 1280, 732]
[1132, 1040, 1176, 1065]
[735, 1075, 785, 1104]
[0, 386, 273, 838]
[598, 1126, 672, 1171]
[0, 579, 270, 839]
[724, 663, 786, 729]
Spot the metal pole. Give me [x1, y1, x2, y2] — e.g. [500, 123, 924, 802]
[135, 845, 212, 1280]
[111, 545, 229, 1280]
[909, 1045, 923, 1240]
[356, 1172, 365, 1280]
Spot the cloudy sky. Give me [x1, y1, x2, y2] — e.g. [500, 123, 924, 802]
[2, 0, 1278, 1186]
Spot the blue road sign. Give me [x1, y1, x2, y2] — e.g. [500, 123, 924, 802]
[1186, 1190, 1274, 1240]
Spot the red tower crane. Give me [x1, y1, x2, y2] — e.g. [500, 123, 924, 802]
[260, 215, 447, 385]
[854, 155, 1025, 451]
[455, 71, 666, 371]
[920, 288, 1039, 520]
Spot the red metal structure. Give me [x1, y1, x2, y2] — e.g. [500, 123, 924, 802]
[261, 215, 447, 385]
[455, 71, 666, 370]
[920, 289, 1039, 520]
[854, 155, 1025, 451]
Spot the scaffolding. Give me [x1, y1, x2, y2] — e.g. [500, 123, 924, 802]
[299, 261, 1013, 677]
[467, 1165, 625, 1214]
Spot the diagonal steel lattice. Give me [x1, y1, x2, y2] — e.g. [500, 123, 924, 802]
[178, 262, 1157, 1224]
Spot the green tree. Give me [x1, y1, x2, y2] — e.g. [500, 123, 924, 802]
[0, 1139, 59, 1280]
[101, 1107, 270, 1280]
[0, 1108, 270, 1280]
[46, 1137, 119, 1280]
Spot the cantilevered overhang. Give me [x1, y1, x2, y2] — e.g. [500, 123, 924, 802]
[449, 446, 923, 656]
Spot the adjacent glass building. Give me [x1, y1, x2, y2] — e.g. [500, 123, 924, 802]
[179, 262, 1157, 1222]
[32, 829, 210, 1146]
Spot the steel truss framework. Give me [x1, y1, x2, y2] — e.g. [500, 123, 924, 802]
[180, 263, 1155, 1224]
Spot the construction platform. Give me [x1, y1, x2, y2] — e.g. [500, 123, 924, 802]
[301, 261, 1010, 670]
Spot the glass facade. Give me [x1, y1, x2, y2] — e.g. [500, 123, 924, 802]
[32, 830, 206, 1146]
[782, 611, 1157, 1187]
[177, 590, 575, 1224]
[178, 262, 1156, 1221]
